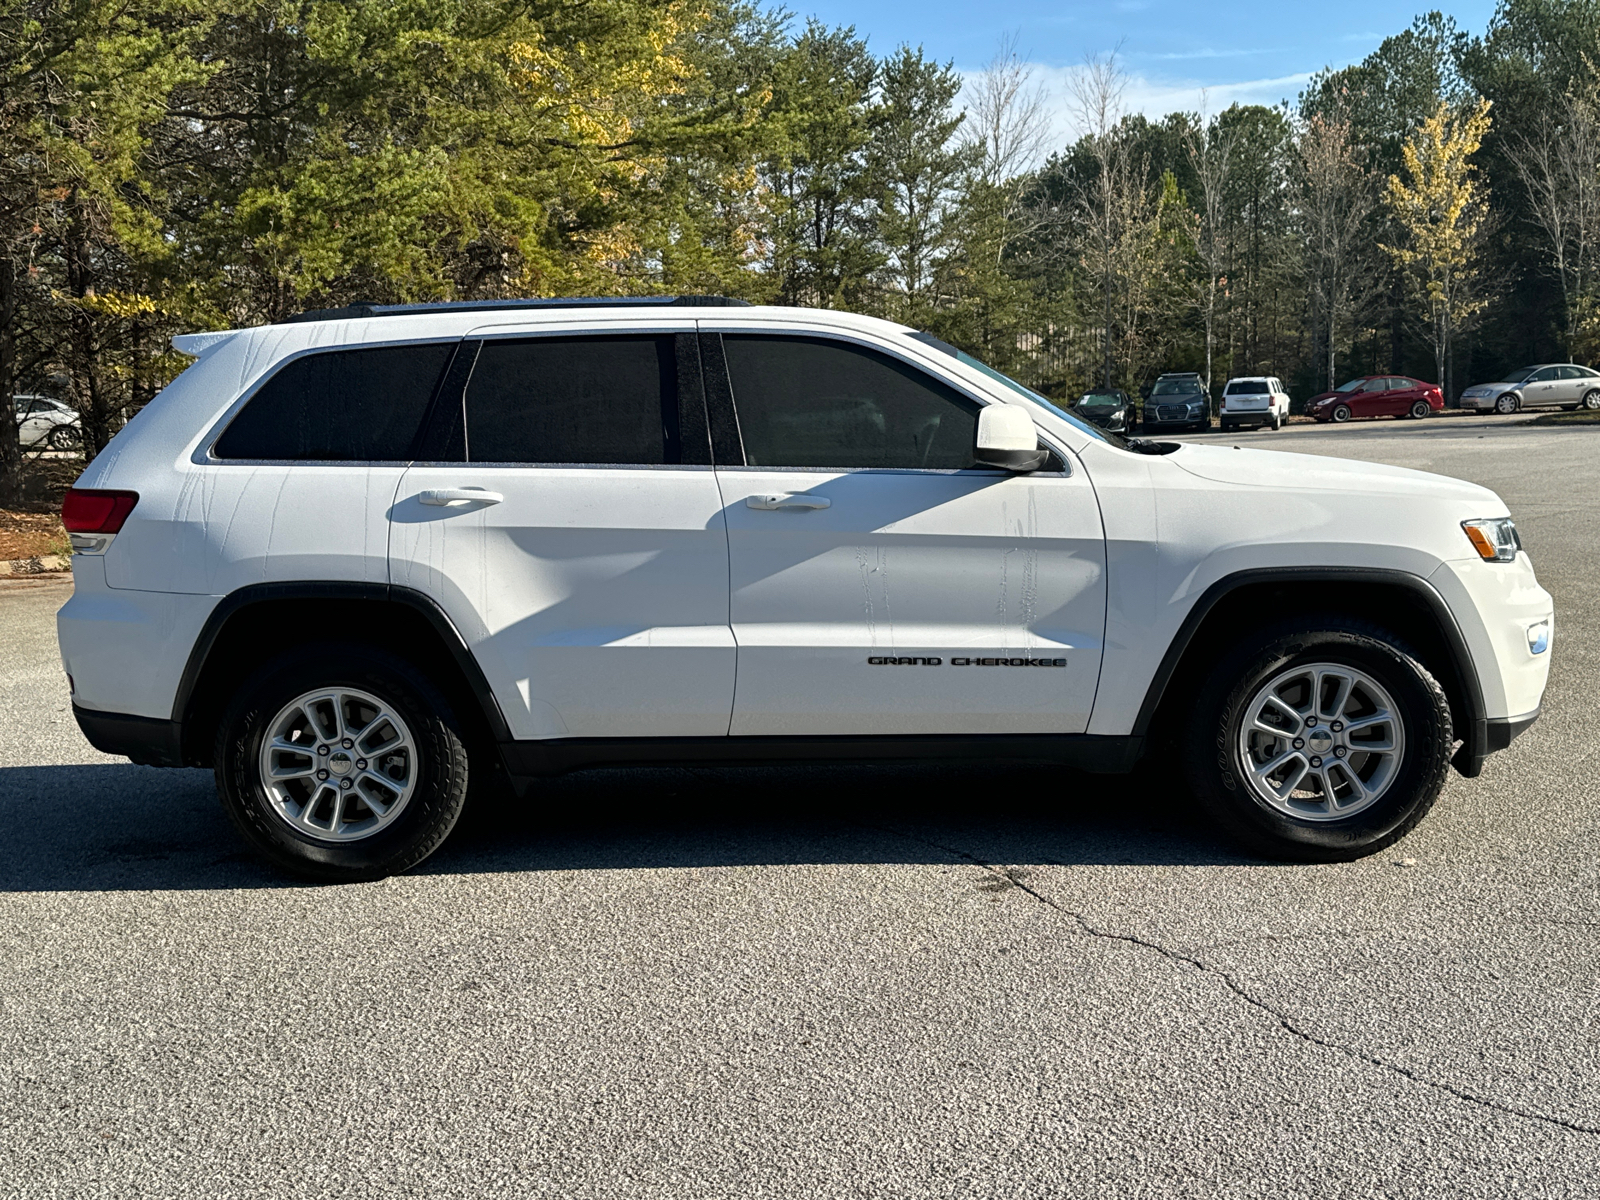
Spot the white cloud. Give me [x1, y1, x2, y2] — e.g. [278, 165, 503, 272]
[959, 61, 1312, 160]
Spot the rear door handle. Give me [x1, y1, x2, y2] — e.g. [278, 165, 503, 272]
[419, 487, 503, 507]
[747, 493, 830, 511]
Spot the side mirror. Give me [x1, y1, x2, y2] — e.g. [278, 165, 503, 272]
[975, 404, 1048, 472]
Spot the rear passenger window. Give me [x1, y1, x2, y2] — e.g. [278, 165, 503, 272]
[464, 336, 677, 464]
[722, 335, 979, 470]
[213, 343, 453, 461]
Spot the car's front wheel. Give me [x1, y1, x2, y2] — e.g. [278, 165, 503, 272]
[1330, 403, 1351, 423]
[215, 645, 470, 882]
[1495, 392, 1520, 414]
[1183, 621, 1452, 861]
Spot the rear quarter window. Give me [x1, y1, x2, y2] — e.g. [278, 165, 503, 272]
[212, 342, 454, 461]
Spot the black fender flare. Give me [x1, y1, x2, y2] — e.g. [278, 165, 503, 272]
[173, 581, 511, 743]
[1131, 567, 1489, 777]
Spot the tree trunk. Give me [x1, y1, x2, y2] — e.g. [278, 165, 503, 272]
[1389, 275, 1404, 373]
[0, 259, 22, 507]
[65, 193, 113, 455]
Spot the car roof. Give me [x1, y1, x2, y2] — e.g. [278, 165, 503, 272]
[172, 301, 920, 359]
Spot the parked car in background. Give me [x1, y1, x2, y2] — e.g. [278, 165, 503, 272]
[13, 394, 83, 451]
[1070, 388, 1135, 433]
[1309, 376, 1443, 422]
[1219, 377, 1290, 431]
[1142, 373, 1210, 432]
[1459, 364, 1600, 413]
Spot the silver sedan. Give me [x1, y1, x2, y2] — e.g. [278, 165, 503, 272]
[1459, 363, 1600, 413]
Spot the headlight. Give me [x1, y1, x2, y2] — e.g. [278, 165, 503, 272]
[1462, 517, 1521, 562]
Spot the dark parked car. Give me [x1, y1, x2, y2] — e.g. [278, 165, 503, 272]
[1142, 373, 1210, 431]
[1309, 376, 1443, 422]
[1070, 388, 1135, 433]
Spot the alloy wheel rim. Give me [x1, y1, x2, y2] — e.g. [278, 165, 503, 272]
[1235, 662, 1405, 822]
[1586, 392, 1600, 410]
[258, 687, 418, 842]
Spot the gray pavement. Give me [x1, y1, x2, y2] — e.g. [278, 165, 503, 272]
[3, 417, 1599, 1197]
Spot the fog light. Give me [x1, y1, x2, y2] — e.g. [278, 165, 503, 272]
[1527, 620, 1550, 655]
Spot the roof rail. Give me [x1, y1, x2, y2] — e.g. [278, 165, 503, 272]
[286, 296, 752, 324]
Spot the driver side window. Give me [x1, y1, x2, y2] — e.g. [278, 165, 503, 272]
[721, 335, 981, 470]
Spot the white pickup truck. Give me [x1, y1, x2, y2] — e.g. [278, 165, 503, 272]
[56, 299, 1552, 880]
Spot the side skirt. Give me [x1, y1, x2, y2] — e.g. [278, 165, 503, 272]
[499, 733, 1144, 791]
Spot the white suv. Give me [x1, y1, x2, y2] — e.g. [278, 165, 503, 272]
[1220, 376, 1290, 431]
[56, 298, 1553, 880]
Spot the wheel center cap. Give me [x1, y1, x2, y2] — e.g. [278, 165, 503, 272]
[1306, 730, 1335, 754]
[329, 751, 354, 776]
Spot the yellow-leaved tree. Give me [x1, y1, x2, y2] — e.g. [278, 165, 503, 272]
[1381, 98, 1494, 404]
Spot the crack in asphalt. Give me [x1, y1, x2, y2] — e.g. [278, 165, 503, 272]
[888, 826, 1600, 1138]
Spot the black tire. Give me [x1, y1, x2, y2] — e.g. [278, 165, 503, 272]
[1495, 392, 1520, 415]
[47, 424, 82, 451]
[215, 644, 470, 882]
[1331, 404, 1351, 423]
[1182, 619, 1453, 862]
[1409, 399, 1431, 419]
[1584, 389, 1600, 411]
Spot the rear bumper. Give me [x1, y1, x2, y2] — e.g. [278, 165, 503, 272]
[73, 704, 185, 767]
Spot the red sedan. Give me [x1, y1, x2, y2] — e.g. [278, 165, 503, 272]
[1309, 376, 1444, 422]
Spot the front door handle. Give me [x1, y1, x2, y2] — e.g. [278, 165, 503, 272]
[419, 487, 503, 507]
[747, 493, 831, 511]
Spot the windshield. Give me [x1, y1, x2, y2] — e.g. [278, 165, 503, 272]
[1335, 378, 1366, 392]
[1151, 379, 1200, 396]
[905, 333, 1122, 447]
[1076, 392, 1123, 407]
[1226, 380, 1269, 394]
[1503, 366, 1538, 383]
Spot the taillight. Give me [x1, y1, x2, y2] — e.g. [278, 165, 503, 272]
[62, 488, 139, 534]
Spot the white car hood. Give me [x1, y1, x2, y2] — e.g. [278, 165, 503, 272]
[1170, 443, 1501, 506]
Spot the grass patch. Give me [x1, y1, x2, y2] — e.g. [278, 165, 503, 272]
[0, 510, 69, 560]
[1529, 410, 1600, 425]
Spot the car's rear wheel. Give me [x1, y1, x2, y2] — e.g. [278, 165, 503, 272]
[1584, 389, 1600, 411]
[1183, 620, 1452, 861]
[1331, 404, 1351, 423]
[215, 644, 469, 882]
[1495, 393, 1520, 414]
[1409, 399, 1431, 419]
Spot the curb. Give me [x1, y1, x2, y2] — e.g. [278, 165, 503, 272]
[0, 555, 71, 576]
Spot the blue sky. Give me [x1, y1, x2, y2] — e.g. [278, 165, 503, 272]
[788, 0, 1498, 140]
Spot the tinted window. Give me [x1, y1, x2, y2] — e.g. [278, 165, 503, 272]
[724, 335, 979, 469]
[464, 336, 676, 464]
[1559, 365, 1587, 379]
[1151, 379, 1200, 396]
[1226, 380, 1268, 394]
[1529, 367, 1560, 382]
[214, 343, 452, 460]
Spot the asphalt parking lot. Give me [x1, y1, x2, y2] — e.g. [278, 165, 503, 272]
[3, 414, 1598, 1198]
